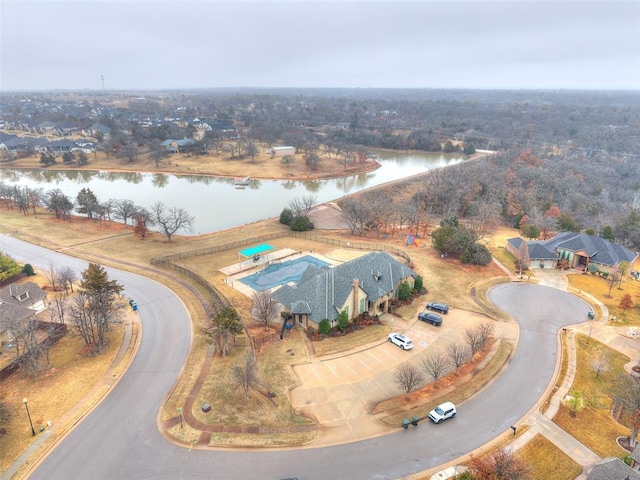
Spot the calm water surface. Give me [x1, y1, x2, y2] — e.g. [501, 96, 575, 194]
[0, 150, 464, 234]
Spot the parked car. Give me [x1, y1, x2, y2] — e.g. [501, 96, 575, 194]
[418, 312, 443, 326]
[426, 302, 449, 314]
[429, 401, 456, 423]
[387, 332, 413, 350]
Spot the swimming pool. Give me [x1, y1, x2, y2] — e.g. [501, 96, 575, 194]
[239, 255, 329, 291]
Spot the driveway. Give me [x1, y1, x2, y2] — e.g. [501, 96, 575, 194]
[290, 309, 518, 446]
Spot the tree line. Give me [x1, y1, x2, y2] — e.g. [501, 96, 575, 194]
[0, 183, 194, 242]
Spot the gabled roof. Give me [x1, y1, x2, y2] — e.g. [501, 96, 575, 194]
[0, 282, 47, 307]
[273, 251, 416, 323]
[632, 443, 640, 464]
[508, 232, 638, 267]
[0, 303, 36, 334]
[586, 457, 640, 480]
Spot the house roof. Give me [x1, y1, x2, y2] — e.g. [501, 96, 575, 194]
[0, 282, 46, 334]
[586, 457, 640, 480]
[0, 303, 36, 334]
[632, 443, 640, 464]
[508, 232, 638, 267]
[0, 282, 47, 307]
[273, 251, 416, 323]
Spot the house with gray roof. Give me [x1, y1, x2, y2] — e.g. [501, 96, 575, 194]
[273, 251, 416, 330]
[0, 282, 48, 344]
[507, 232, 639, 274]
[632, 443, 640, 471]
[586, 457, 640, 480]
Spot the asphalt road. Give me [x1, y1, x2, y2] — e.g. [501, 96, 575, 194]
[1, 234, 591, 480]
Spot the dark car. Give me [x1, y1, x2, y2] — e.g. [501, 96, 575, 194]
[426, 302, 449, 314]
[418, 312, 443, 326]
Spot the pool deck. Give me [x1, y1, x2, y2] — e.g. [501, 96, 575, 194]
[220, 248, 337, 297]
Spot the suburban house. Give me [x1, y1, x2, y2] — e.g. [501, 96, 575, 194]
[161, 138, 195, 153]
[273, 251, 417, 330]
[632, 444, 640, 471]
[586, 457, 640, 480]
[270, 146, 295, 158]
[0, 282, 48, 345]
[506, 232, 639, 274]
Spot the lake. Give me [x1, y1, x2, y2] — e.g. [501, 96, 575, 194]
[0, 150, 465, 234]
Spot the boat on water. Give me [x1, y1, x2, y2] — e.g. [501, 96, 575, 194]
[234, 176, 250, 188]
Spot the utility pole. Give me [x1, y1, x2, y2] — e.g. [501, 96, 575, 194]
[101, 75, 105, 93]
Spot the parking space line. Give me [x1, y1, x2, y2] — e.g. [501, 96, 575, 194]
[339, 357, 357, 375]
[324, 361, 340, 378]
[354, 355, 373, 370]
[308, 364, 322, 382]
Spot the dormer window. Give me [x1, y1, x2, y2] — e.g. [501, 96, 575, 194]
[18, 292, 29, 302]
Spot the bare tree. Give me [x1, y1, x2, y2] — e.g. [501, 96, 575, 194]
[605, 265, 622, 297]
[464, 327, 483, 357]
[44, 263, 59, 291]
[590, 350, 610, 378]
[149, 202, 194, 242]
[339, 197, 371, 235]
[48, 291, 68, 324]
[610, 374, 640, 448]
[233, 351, 262, 400]
[476, 322, 496, 350]
[421, 351, 451, 387]
[516, 238, 530, 276]
[251, 290, 281, 331]
[469, 446, 531, 480]
[446, 343, 468, 374]
[113, 199, 138, 225]
[57, 266, 78, 293]
[393, 362, 424, 398]
[287, 195, 317, 218]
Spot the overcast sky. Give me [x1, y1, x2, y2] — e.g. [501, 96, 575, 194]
[1, 0, 639, 92]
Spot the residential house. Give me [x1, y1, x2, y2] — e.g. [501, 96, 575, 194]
[273, 251, 416, 330]
[0, 282, 48, 345]
[506, 232, 639, 274]
[83, 123, 111, 138]
[161, 138, 195, 154]
[586, 457, 640, 480]
[632, 444, 640, 471]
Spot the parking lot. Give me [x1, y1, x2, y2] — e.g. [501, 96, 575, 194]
[290, 309, 517, 446]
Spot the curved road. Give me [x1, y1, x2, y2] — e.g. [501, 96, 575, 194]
[1, 235, 591, 480]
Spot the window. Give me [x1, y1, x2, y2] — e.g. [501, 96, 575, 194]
[18, 292, 29, 302]
[359, 298, 365, 313]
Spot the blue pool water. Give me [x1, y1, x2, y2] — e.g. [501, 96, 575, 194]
[239, 255, 329, 291]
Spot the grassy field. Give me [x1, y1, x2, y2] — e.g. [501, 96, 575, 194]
[553, 334, 633, 458]
[0, 321, 125, 473]
[568, 273, 640, 326]
[515, 434, 583, 480]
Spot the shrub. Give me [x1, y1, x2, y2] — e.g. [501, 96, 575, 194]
[22, 263, 35, 276]
[290, 215, 314, 232]
[414, 275, 423, 292]
[461, 244, 492, 265]
[279, 208, 293, 225]
[337, 310, 349, 332]
[398, 281, 412, 300]
[318, 318, 330, 335]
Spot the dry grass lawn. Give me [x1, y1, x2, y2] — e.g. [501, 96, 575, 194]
[553, 334, 633, 458]
[568, 273, 640, 326]
[515, 434, 583, 480]
[0, 323, 125, 473]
